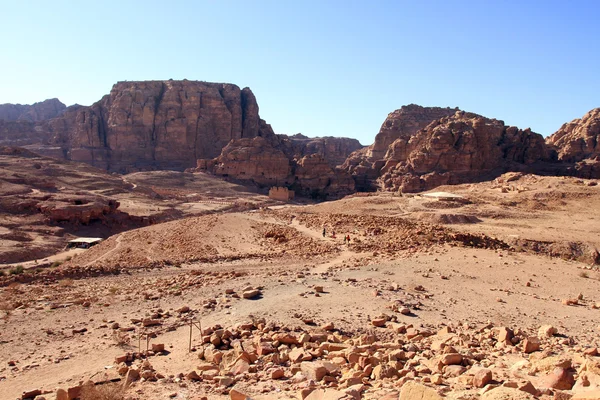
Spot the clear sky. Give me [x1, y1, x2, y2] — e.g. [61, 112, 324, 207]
[1, 1, 598, 144]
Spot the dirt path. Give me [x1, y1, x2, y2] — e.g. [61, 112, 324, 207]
[83, 234, 124, 267]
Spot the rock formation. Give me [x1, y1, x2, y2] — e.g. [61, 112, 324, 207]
[547, 108, 600, 162]
[277, 133, 363, 167]
[377, 111, 551, 192]
[210, 136, 291, 187]
[195, 137, 355, 199]
[39, 80, 274, 172]
[343, 105, 458, 190]
[546, 108, 600, 178]
[0, 98, 66, 122]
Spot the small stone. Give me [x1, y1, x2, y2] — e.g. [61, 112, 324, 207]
[538, 325, 558, 338]
[441, 353, 463, 365]
[242, 289, 260, 299]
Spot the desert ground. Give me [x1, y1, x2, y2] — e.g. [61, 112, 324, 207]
[1, 173, 599, 400]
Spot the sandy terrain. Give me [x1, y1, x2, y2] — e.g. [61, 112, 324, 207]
[0, 173, 599, 400]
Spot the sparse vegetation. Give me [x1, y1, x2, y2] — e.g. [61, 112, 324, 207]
[111, 330, 131, 347]
[50, 261, 62, 268]
[8, 265, 24, 275]
[58, 278, 75, 288]
[108, 286, 119, 295]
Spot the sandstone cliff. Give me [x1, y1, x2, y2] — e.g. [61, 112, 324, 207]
[546, 108, 600, 162]
[195, 136, 355, 199]
[544, 108, 600, 179]
[277, 133, 363, 167]
[41, 80, 274, 172]
[377, 111, 552, 192]
[343, 105, 458, 190]
[0, 98, 66, 122]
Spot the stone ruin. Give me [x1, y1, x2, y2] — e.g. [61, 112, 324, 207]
[269, 186, 294, 201]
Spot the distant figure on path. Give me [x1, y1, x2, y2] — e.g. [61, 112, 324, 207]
[346, 234, 350, 244]
[322, 227, 326, 238]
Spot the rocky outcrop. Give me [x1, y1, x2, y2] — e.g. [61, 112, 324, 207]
[210, 136, 291, 187]
[292, 154, 356, 198]
[377, 111, 552, 192]
[0, 98, 66, 122]
[368, 105, 459, 160]
[343, 105, 458, 190]
[277, 133, 363, 167]
[546, 108, 600, 179]
[0, 120, 45, 146]
[547, 108, 600, 162]
[194, 137, 355, 199]
[40, 80, 274, 172]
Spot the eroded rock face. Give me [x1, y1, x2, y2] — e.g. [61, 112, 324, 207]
[0, 98, 66, 122]
[44, 81, 274, 172]
[546, 108, 600, 179]
[211, 136, 291, 187]
[343, 105, 458, 190]
[277, 134, 364, 167]
[378, 111, 551, 192]
[547, 108, 600, 162]
[196, 137, 355, 199]
[369, 104, 459, 161]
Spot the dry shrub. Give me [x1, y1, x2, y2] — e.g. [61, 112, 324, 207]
[80, 381, 125, 400]
[112, 330, 131, 347]
[58, 278, 75, 287]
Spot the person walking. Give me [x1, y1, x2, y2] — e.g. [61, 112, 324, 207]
[322, 227, 326, 238]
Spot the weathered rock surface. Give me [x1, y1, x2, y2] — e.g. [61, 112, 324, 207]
[343, 105, 458, 190]
[277, 133, 363, 167]
[547, 108, 600, 163]
[0, 98, 66, 122]
[376, 111, 552, 193]
[197, 137, 355, 199]
[546, 108, 600, 178]
[40, 80, 274, 172]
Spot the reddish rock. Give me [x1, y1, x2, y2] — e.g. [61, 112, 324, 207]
[0, 98, 66, 122]
[377, 111, 551, 193]
[543, 368, 575, 390]
[473, 368, 493, 388]
[523, 337, 541, 353]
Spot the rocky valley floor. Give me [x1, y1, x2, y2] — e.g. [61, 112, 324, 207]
[0, 173, 599, 400]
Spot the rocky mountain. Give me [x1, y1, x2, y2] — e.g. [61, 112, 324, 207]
[369, 110, 552, 192]
[0, 98, 66, 122]
[343, 105, 458, 190]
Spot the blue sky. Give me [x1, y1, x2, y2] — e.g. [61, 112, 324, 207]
[1, 1, 598, 144]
